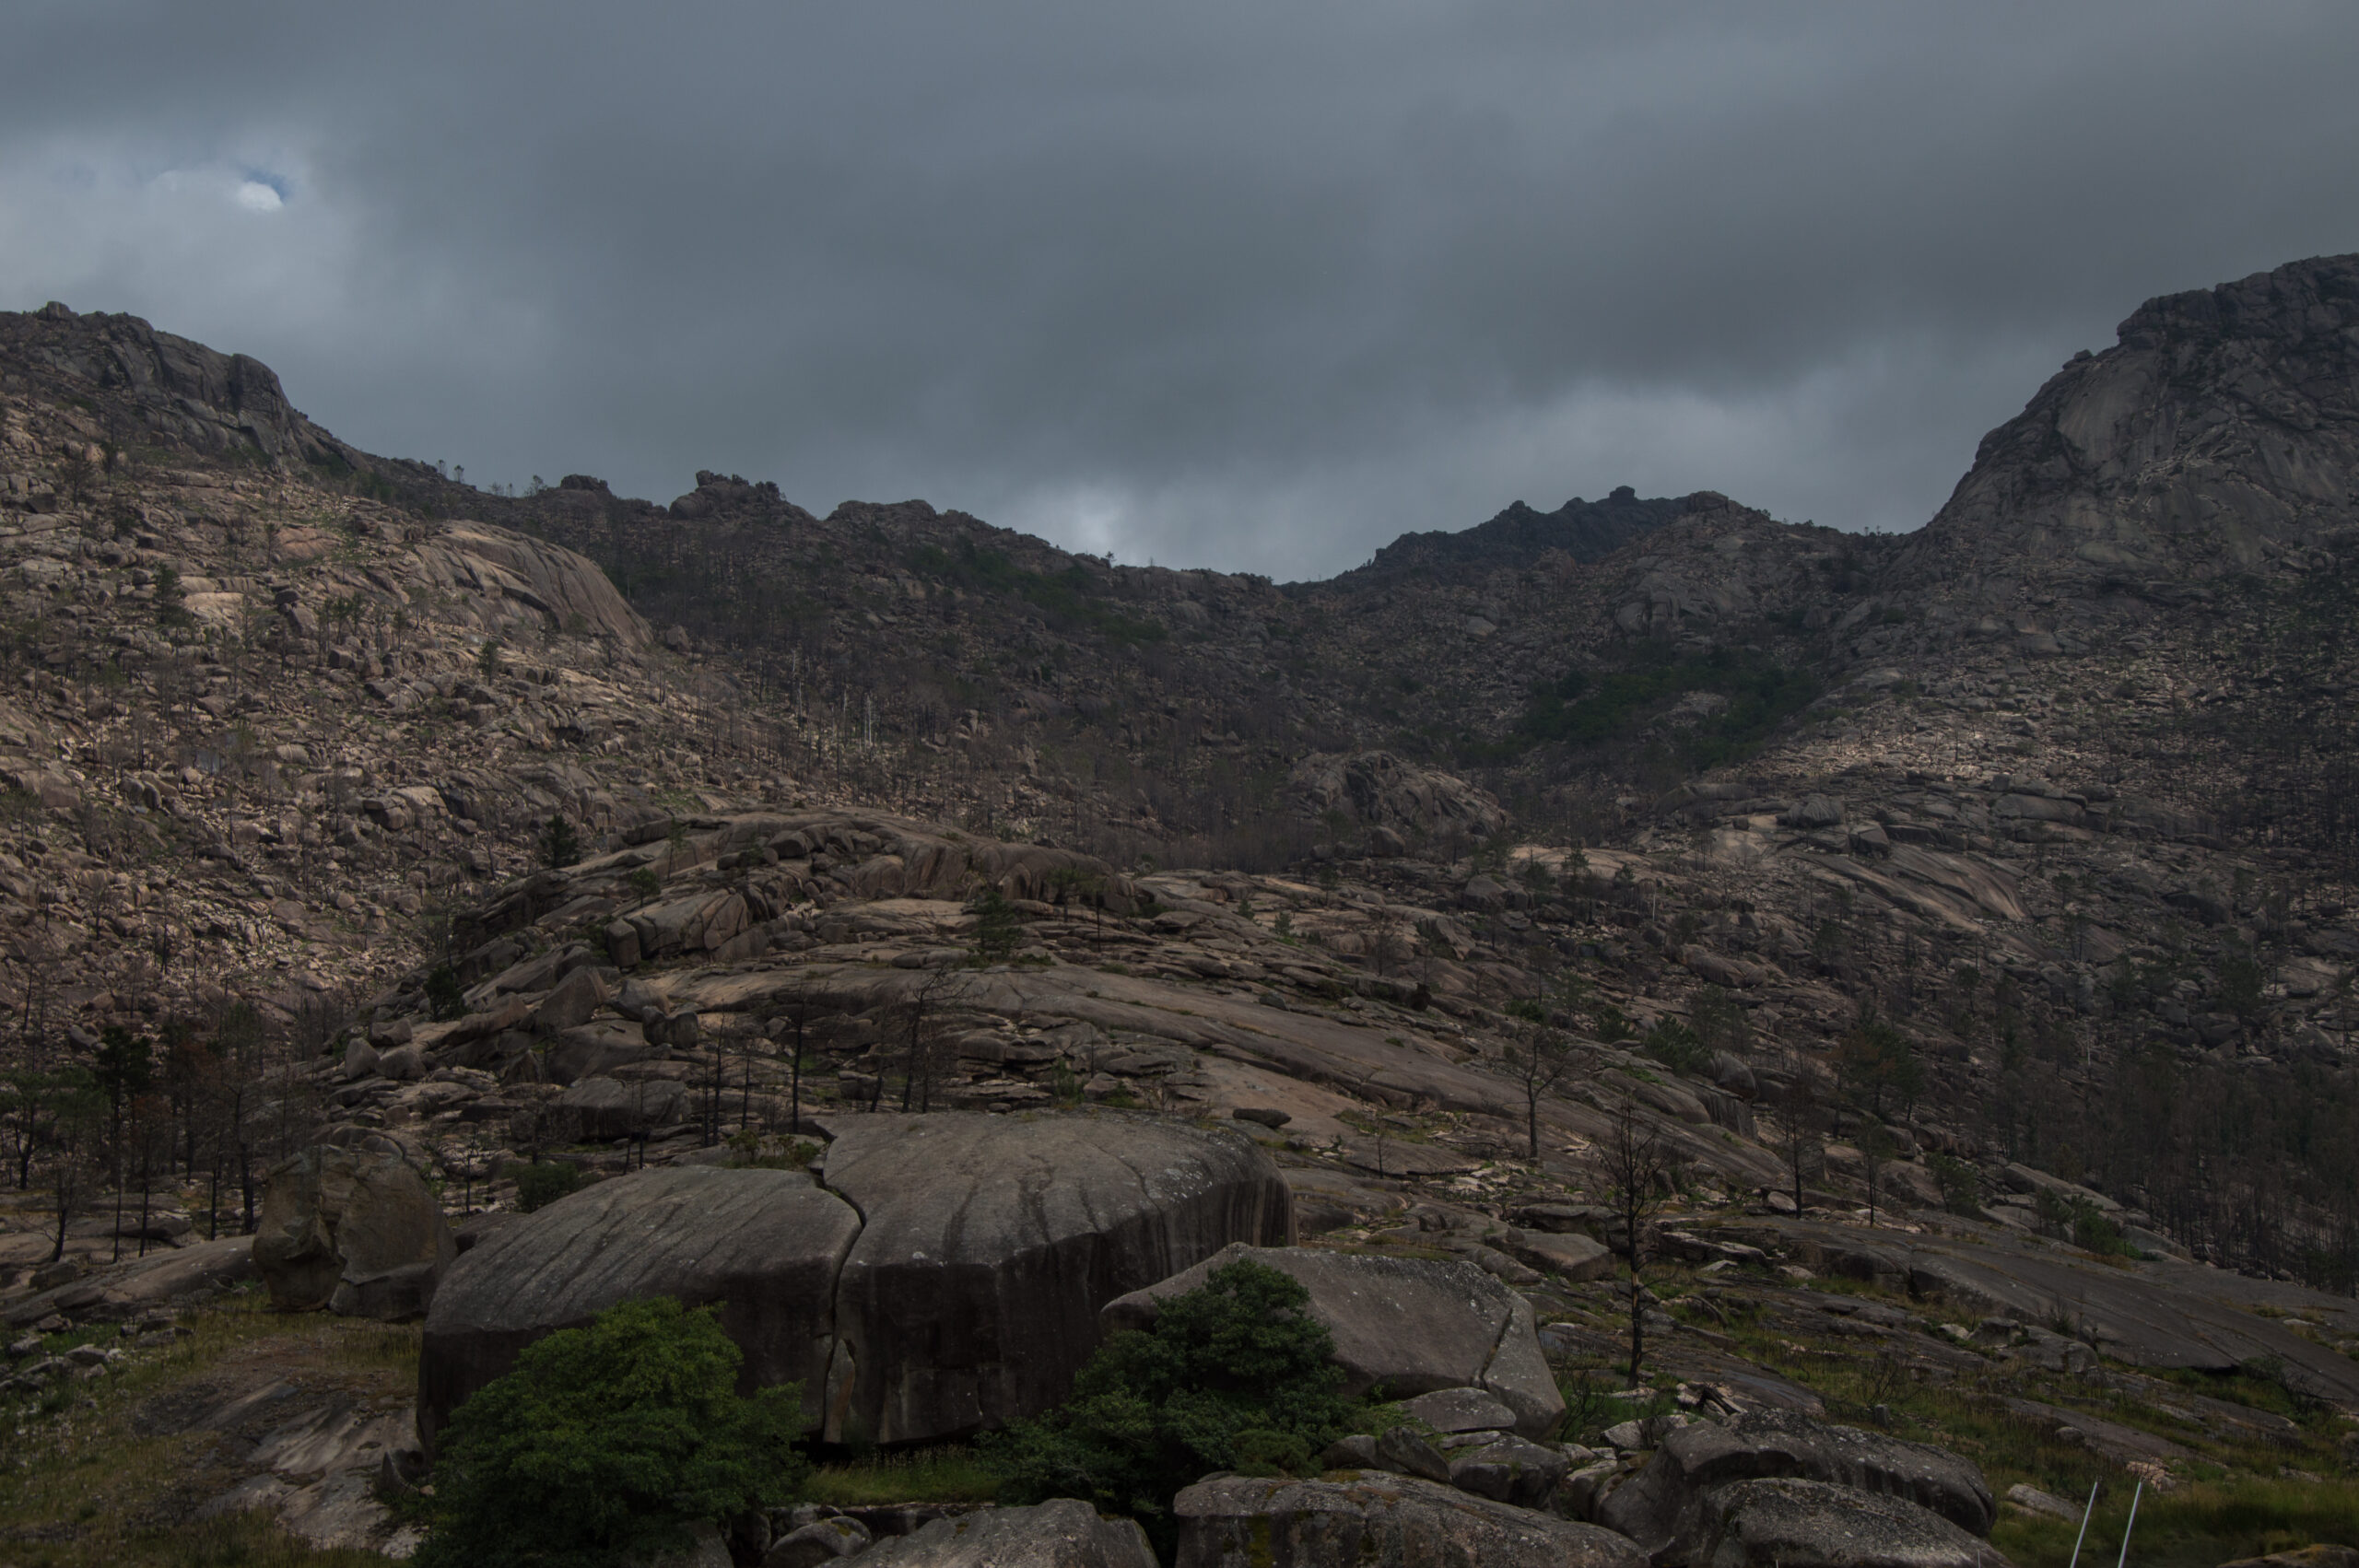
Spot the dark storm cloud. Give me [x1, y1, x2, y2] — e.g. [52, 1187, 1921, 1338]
[6, 3, 2359, 577]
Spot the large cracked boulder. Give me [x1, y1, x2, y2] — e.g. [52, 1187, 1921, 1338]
[419, 1166, 860, 1451]
[1597, 1410, 1997, 1566]
[1173, 1472, 1645, 1568]
[1104, 1244, 1563, 1438]
[856, 1499, 1156, 1567]
[253, 1147, 455, 1321]
[419, 1112, 1291, 1453]
[816, 1113, 1293, 1445]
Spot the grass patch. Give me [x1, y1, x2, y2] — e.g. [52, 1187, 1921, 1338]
[1993, 1476, 2359, 1568]
[112, 1513, 391, 1568]
[1713, 1297, 2353, 1535]
[805, 1445, 999, 1506]
[0, 1286, 422, 1567]
[1554, 1374, 1680, 1445]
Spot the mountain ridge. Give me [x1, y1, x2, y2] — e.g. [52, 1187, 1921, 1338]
[4, 255, 2359, 1302]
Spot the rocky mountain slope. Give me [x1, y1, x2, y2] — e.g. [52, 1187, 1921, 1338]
[0, 302, 818, 1060]
[358, 252, 2359, 1288]
[3, 256, 2359, 1558]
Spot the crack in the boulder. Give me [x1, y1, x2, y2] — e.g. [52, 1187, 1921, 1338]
[813, 1157, 870, 1445]
[1474, 1290, 1516, 1402]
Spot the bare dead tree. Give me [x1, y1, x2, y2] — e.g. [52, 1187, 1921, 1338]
[1366, 904, 1409, 979]
[1602, 1104, 1675, 1382]
[1504, 1000, 1578, 1159]
[1777, 1068, 1824, 1218]
[775, 974, 814, 1135]
[899, 965, 965, 1114]
[1860, 1120, 1896, 1228]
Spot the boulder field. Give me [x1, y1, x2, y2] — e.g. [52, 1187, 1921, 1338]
[417, 1111, 1292, 1450]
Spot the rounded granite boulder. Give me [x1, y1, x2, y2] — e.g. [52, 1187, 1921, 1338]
[253, 1145, 456, 1322]
[419, 1165, 860, 1451]
[815, 1111, 1294, 1445]
[418, 1111, 1293, 1453]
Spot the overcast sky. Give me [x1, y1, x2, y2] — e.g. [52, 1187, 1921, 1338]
[5, 4, 2357, 579]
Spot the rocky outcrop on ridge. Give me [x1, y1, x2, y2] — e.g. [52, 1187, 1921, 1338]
[1338, 486, 1690, 587]
[0, 301, 358, 474]
[1896, 252, 2359, 588]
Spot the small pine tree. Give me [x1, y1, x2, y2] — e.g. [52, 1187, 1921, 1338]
[424, 964, 467, 1023]
[416, 1295, 807, 1568]
[967, 883, 1021, 963]
[539, 813, 581, 869]
[152, 564, 190, 627]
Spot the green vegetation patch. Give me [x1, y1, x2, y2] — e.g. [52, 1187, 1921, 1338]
[982, 1258, 1356, 1555]
[0, 1289, 420, 1566]
[1511, 645, 1820, 767]
[806, 1446, 1000, 1506]
[1996, 1477, 2359, 1568]
[416, 1296, 808, 1567]
[909, 540, 1166, 645]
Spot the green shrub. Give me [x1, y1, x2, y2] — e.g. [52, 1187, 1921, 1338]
[1642, 1018, 1710, 1076]
[424, 964, 467, 1023]
[967, 883, 1021, 963]
[983, 1258, 1355, 1554]
[2071, 1203, 2140, 1259]
[1928, 1153, 1985, 1216]
[539, 813, 582, 870]
[627, 866, 662, 900]
[512, 1160, 586, 1213]
[416, 1295, 807, 1568]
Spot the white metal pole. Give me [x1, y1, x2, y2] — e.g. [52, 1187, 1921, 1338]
[2066, 1480, 2101, 1568]
[2113, 1481, 2144, 1568]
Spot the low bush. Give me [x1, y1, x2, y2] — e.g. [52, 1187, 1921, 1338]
[1642, 1018, 1710, 1076]
[1928, 1153, 1985, 1216]
[983, 1258, 1356, 1554]
[415, 1295, 807, 1568]
[511, 1159, 586, 1213]
[423, 964, 466, 1023]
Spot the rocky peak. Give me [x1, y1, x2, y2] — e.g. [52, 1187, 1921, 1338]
[1895, 251, 2359, 590]
[666, 469, 816, 524]
[1337, 484, 1689, 588]
[0, 304, 353, 471]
